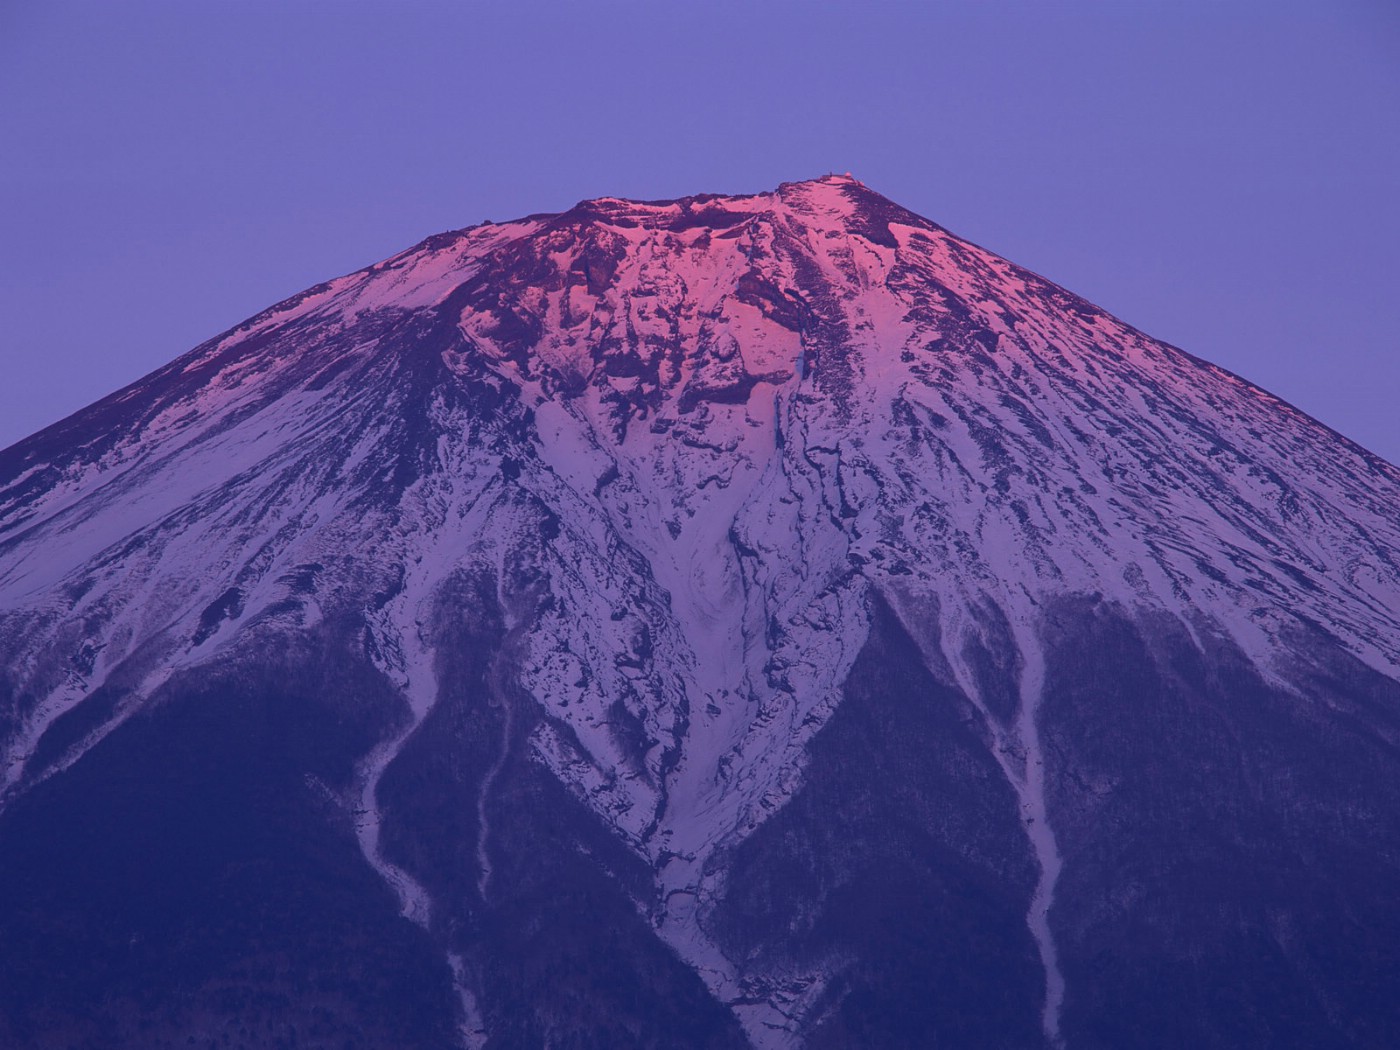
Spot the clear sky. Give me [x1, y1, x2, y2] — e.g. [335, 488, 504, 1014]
[2, 0, 1397, 462]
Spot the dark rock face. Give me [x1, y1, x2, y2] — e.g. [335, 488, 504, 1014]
[2, 177, 1400, 1047]
[1040, 601, 1400, 1049]
[377, 569, 749, 1049]
[710, 597, 1045, 1048]
[0, 629, 458, 1050]
[6, 599, 1396, 1049]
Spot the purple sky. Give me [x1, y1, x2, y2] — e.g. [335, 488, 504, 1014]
[3, 1, 1397, 462]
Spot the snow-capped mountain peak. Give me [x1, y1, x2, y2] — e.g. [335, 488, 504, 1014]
[3, 177, 1399, 1048]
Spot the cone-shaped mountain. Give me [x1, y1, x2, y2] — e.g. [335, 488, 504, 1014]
[2, 176, 1399, 1049]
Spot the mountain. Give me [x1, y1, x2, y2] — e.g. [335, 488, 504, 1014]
[2, 174, 1399, 1049]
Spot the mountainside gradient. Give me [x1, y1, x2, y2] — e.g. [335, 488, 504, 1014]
[3, 176, 1399, 1049]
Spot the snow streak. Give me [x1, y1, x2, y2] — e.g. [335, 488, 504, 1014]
[1012, 624, 1066, 1047]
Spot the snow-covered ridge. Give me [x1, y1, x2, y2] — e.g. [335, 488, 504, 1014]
[2, 175, 1399, 1046]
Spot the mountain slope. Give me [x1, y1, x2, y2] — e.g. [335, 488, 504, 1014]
[2, 175, 1399, 1049]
